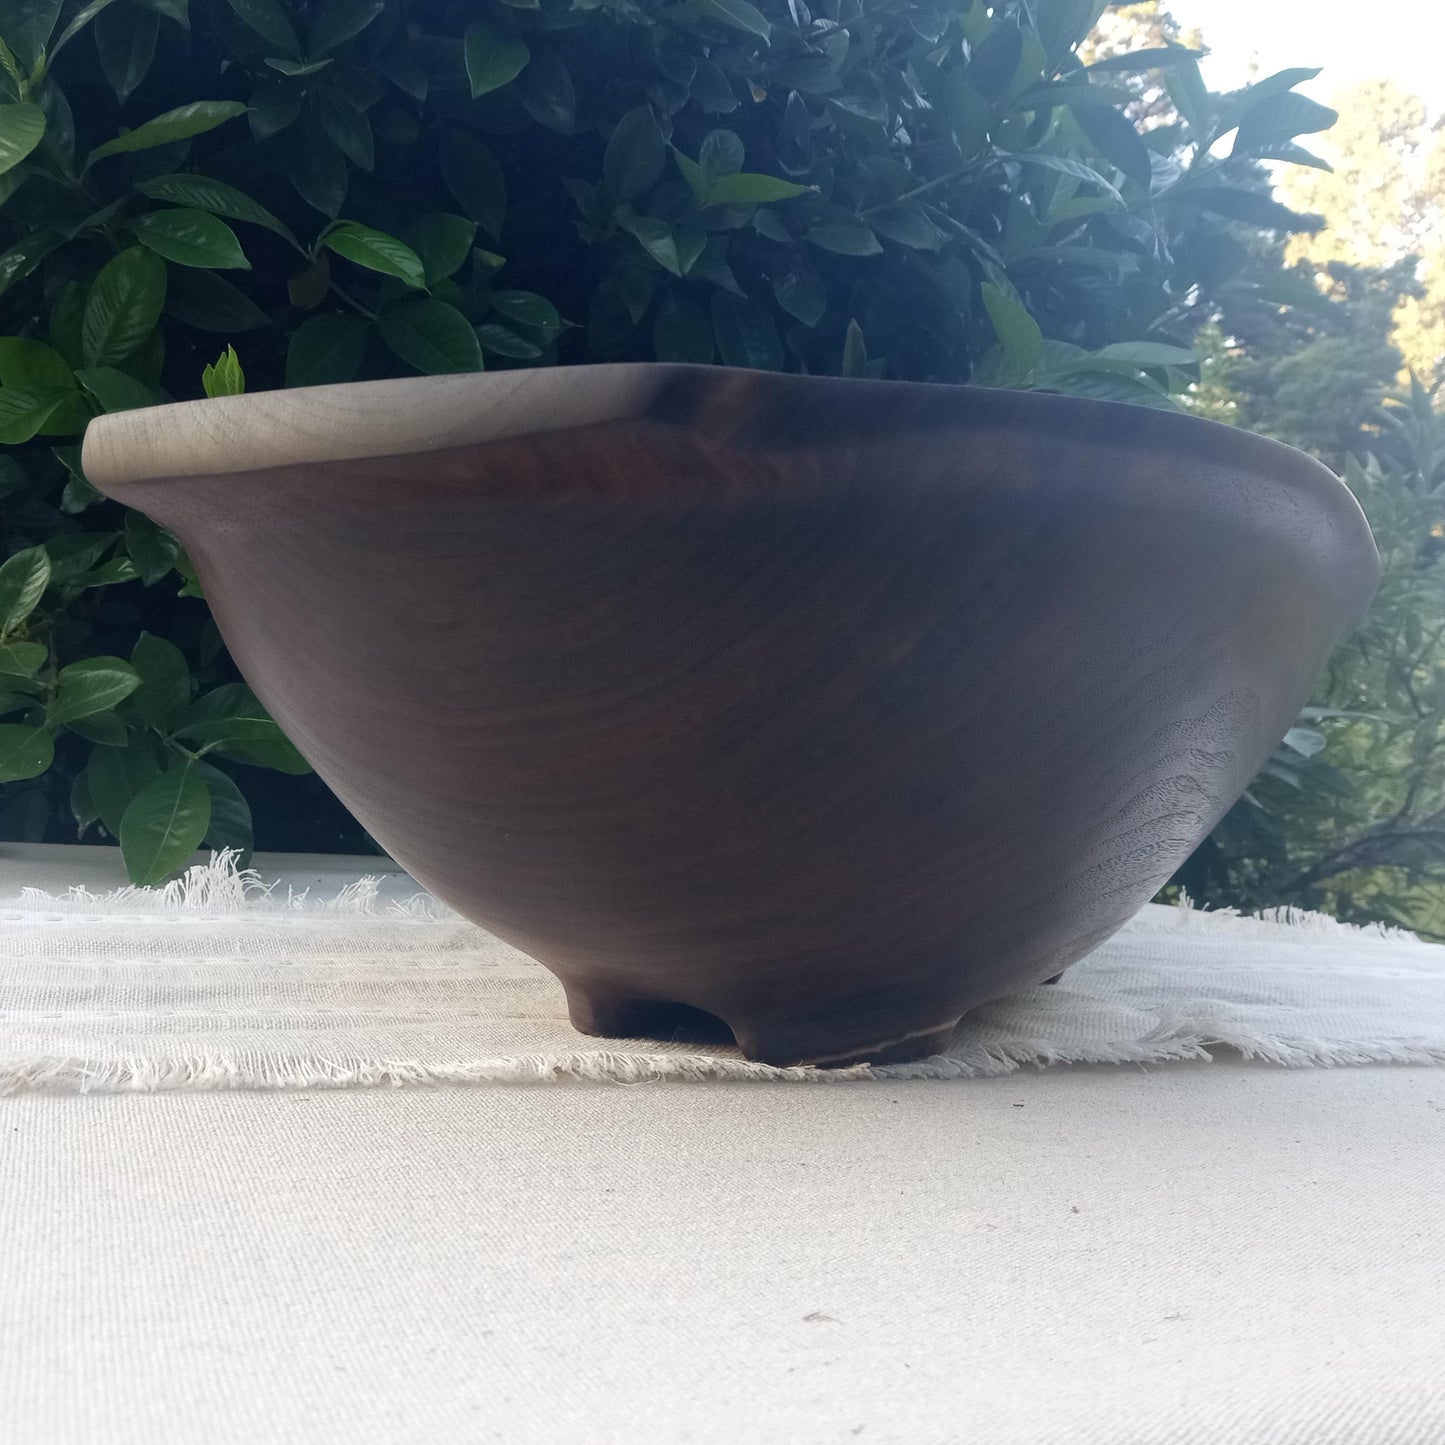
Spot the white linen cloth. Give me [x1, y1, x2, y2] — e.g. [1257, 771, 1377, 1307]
[2, 850, 1444, 1091]
[2, 846, 1443, 1444]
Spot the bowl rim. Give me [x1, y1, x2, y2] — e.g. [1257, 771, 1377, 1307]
[81, 360, 1351, 512]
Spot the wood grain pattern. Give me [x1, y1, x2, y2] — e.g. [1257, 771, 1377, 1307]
[83, 366, 1381, 1066]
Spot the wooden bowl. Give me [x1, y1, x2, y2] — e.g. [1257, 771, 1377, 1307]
[83, 366, 1379, 1066]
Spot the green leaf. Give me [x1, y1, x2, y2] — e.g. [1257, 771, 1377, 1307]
[1034, 0, 1098, 65]
[45, 532, 117, 582]
[164, 265, 269, 333]
[307, 0, 384, 54]
[438, 130, 505, 241]
[691, 59, 737, 113]
[133, 0, 189, 24]
[285, 310, 369, 387]
[707, 172, 809, 206]
[0, 456, 27, 497]
[131, 208, 250, 269]
[1232, 92, 1338, 154]
[0, 386, 71, 442]
[1036, 366, 1176, 410]
[672, 147, 709, 206]
[604, 105, 667, 202]
[710, 291, 782, 369]
[618, 214, 704, 277]
[323, 221, 425, 288]
[85, 100, 248, 168]
[807, 221, 882, 256]
[0, 163, 27, 207]
[0, 336, 74, 390]
[176, 682, 252, 729]
[178, 685, 311, 773]
[264, 56, 331, 76]
[1019, 152, 1122, 203]
[0, 546, 52, 636]
[513, 47, 574, 134]
[488, 290, 560, 333]
[283, 113, 347, 216]
[68, 710, 128, 746]
[88, 737, 161, 835]
[201, 343, 245, 398]
[138, 172, 296, 243]
[77, 365, 158, 412]
[0, 1, 62, 71]
[1173, 185, 1320, 232]
[48, 283, 87, 370]
[50, 655, 141, 723]
[701, 133, 745, 182]
[1070, 101, 1152, 191]
[981, 281, 1043, 383]
[378, 297, 483, 374]
[840, 317, 866, 378]
[81, 245, 167, 366]
[463, 22, 529, 99]
[1230, 67, 1324, 109]
[0, 639, 46, 677]
[1084, 45, 1205, 75]
[652, 290, 714, 363]
[120, 763, 210, 884]
[71, 767, 99, 837]
[75, 556, 140, 588]
[36, 74, 75, 169]
[932, 71, 992, 157]
[224, 0, 298, 56]
[1089, 341, 1200, 367]
[0, 103, 45, 177]
[772, 267, 825, 326]
[0, 38, 24, 96]
[966, 21, 1023, 100]
[690, 0, 770, 43]
[1282, 725, 1326, 758]
[123, 510, 182, 581]
[374, 46, 427, 101]
[311, 89, 372, 170]
[95, 2, 158, 102]
[0, 231, 65, 304]
[60, 473, 102, 513]
[0, 723, 52, 783]
[870, 204, 946, 251]
[129, 631, 191, 728]
[402, 213, 477, 286]
[196, 760, 252, 858]
[247, 78, 303, 139]
[1163, 53, 1210, 136]
[475, 323, 539, 359]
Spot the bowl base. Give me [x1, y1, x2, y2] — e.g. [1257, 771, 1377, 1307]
[561, 978, 961, 1069]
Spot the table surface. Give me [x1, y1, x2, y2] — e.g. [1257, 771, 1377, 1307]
[2, 844, 1443, 1445]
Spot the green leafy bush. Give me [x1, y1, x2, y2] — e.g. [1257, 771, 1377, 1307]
[1173, 372, 1445, 933]
[0, 0, 1332, 880]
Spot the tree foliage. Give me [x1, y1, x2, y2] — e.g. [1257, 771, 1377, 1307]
[1171, 67, 1445, 930]
[1279, 79, 1445, 387]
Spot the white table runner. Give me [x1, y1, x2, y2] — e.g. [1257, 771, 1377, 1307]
[4, 847, 1444, 1445]
[4, 852, 1443, 1092]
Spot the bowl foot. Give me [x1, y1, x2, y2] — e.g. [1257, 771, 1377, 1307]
[561, 978, 960, 1069]
[731, 1018, 962, 1069]
[563, 982, 735, 1047]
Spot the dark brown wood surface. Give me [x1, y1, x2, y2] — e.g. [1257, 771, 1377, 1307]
[84, 366, 1381, 1065]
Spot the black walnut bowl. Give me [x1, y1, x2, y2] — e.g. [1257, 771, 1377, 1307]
[82, 365, 1380, 1066]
